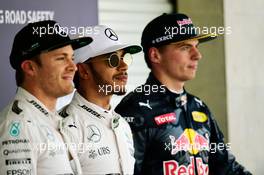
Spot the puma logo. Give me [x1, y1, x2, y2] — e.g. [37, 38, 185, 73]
[68, 122, 77, 128]
[194, 97, 203, 107]
[139, 100, 152, 110]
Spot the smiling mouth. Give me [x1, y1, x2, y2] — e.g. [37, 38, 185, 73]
[114, 75, 128, 82]
[188, 65, 198, 70]
[114, 72, 128, 82]
[63, 75, 74, 81]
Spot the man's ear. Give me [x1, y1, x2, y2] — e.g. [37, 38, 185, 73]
[21, 60, 35, 76]
[148, 47, 162, 64]
[77, 63, 90, 79]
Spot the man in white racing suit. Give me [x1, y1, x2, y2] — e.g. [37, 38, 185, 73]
[0, 20, 92, 175]
[59, 25, 142, 174]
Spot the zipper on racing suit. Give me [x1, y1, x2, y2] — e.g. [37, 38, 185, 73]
[176, 93, 199, 175]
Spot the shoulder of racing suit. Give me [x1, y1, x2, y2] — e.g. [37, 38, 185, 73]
[115, 83, 215, 133]
[115, 85, 151, 131]
[0, 98, 54, 137]
[0, 99, 35, 124]
[59, 103, 82, 131]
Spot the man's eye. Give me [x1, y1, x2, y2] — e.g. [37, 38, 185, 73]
[56, 57, 65, 60]
[181, 46, 190, 50]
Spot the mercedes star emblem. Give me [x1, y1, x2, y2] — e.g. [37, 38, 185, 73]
[105, 28, 118, 41]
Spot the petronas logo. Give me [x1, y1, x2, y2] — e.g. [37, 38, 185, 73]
[9, 121, 21, 137]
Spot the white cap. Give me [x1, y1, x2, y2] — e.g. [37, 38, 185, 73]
[74, 25, 142, 63]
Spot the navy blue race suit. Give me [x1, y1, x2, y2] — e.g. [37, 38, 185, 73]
[115, 73, 251, 175]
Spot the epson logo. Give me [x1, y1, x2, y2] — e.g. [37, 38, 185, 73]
[7, 169, 32, 175]
[6, 158, 31, 166]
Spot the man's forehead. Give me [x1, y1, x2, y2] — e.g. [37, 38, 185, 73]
[41, 44, 74, 56]
[100, 49, 125, 57]
[88, 48, 126, 62]
[170, 39, 199, 46]
[109, 49, 125, 55]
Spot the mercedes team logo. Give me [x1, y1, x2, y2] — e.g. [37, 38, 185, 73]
[86, 125, 101, 143]
[105, 28, 118, 41]
[54, 23, 67, 37]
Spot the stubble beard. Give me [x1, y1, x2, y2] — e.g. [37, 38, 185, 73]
[89, 65, 126, 96]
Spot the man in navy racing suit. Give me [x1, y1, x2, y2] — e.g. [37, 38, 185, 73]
[115, 13, 252, 175]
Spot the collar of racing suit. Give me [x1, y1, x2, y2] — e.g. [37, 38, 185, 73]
[73, 91, 121, 129]
[145, 72, 187, 108]
[15, 87, 61, 129]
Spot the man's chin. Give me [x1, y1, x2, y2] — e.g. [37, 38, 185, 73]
[112, 83, 126, 95]
[62, 85, 74, 94]
[114, 90, 126, 96]
[113, 86, 127, 95]
[113, 87, 127, 95]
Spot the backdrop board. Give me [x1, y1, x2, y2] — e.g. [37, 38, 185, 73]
[0, 0, 98, 110]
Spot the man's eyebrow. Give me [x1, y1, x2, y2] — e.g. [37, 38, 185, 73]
[173, 42, 199, 48]
[172, 42, 191, 47]
[102, 52, 114, 57]
[53, 53, 74, 57]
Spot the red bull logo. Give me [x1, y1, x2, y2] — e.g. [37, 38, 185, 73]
[163, 157, 209, 175]
[169, 129, 209, 155]
[177, 18, 193, 26]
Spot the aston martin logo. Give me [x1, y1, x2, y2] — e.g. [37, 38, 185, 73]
[87, 125, 101, 143]
[105, 28, 118, 41]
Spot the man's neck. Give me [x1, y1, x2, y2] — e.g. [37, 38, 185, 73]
[21, 85, 57, 112]
[152, 70, 184, 92]
[78, 88, 111, 111]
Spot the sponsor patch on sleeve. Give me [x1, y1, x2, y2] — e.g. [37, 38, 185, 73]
[9, 121, 21, 138]
[192, 111, 208, 122]
[154, 113, 176, 125]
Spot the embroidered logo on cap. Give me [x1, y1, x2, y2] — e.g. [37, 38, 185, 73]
[176, 18, 193, 25]
[105, 28, 118, 41]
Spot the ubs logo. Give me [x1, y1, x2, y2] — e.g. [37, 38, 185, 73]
[87, 125, 101, 143]
[105, 28, 118, 41]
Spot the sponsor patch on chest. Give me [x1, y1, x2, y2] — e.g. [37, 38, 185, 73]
[154, 113, 176, 125]
[192, 111, 208, 123]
